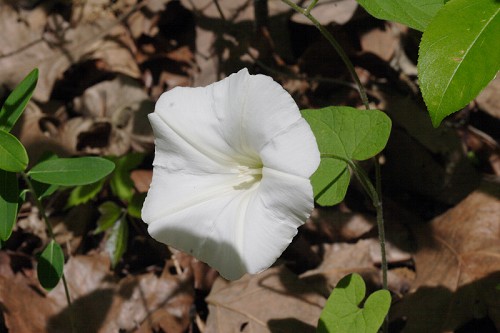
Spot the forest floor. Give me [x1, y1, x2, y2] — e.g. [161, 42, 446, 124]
[0, 0, 499, 332]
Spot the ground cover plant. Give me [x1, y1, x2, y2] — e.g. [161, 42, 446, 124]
[0, 0, 499, 332]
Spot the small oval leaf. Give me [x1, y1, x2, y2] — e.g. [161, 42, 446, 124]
[29, 157, 115, 186]
[37, 240, 64, 291]
[419, 0, 500, 127]
[105, 216, 128, 268]
[0, 170, 19, 241]
[0, 68, 39, 132]
[0, 130, 28, 172]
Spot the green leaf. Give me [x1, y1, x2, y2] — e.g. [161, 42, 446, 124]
[0, 170, 18, 241]
[356, 0, 445, 31]
[29, 157, 115, 186]
[37, 240, 64, 291]
[0, 130, 28, 172]
[105, 216, 128, 268]
[127, 192, 146, 219]
[317, 273, 391, 333]
[94, 201, 123, 234]
[302, 107, 392, 206]
[66, 178, 106, 208]
[109, 153, 145, 201]
[0, 68, 38, 132]
[419, 0, 500, 127]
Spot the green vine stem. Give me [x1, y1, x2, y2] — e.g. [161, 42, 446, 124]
[282, 0, 388, 294]
[21, 172, 76, 333]
[281, 0, 370, 110]
[319, 155, 388, 290]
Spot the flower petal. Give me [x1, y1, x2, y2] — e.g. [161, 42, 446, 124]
[240, 167, 314, 274]
[211, 69, 306, 155]
[145, 169, 257, 280]
[259, 117, 320, 178]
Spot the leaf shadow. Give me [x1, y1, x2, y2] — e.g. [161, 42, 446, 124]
[268, 317, 316, 333]
[47, 288, 114, 332]
[390, 271, 500, 333]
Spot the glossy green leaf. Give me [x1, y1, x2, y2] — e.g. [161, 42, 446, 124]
[0, 68, 38, 132]
[29, 157, 115, 186]
[109, 153, 145, 201]
[94, 201, 123, 234]
[419, 0, 500, 127]
[37, 240, 64, 291]
[105, 216, 128, 268]
[0, 170, 18, 241]
[317, 273, 391, 333]
[0, 130, 28, 172]
[302, 107, 391, 206]
[356, 0, 444, 31]
[66, 178, 106, 208]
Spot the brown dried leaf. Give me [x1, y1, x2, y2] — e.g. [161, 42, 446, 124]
[62, 75, 154, 155]
[477, 75, 500, 119]
[0, 4, 140, 102]
[301, 239, 413, 297]
[0, 254, 193, 332]
[391, 188, 500, 332]
[205, 266, 325, 333]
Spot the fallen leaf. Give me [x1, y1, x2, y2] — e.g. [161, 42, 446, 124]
[301, 239, 414, 297]
[477, 75, 500, 119]
[0, 3, 140, 102]
[205, 266, 325, 333]
[391, 187, 500, 332]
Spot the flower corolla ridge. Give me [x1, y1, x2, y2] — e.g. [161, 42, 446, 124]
[141, 68, 320, 280]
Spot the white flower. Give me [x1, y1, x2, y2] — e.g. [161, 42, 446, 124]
[141, 68, 320, 280]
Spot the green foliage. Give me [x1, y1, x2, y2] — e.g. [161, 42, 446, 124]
[105, 215, 128, 268]
[0, 130, 29, 172]
[109, 153, 144, 202]
[317, 273, 391, 333]
[127, 192, 146, 219]
[66, 178, 106, 208]
[0, 68, 38, 132]
[355, 0, 444, 31]
[418, 0, 500, 127]
[94, 201, 123, 234]
[302, 107, 391, 206]
[29, 157, 115, 186]
[0, 170, 18, 241]
[37, 240, 64, 291]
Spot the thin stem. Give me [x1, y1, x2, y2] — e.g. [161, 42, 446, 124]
[21, 173, 75, 332]
[305, 0, 318, 14]
[281, 0, 370, 109]
[320, 155, 388, 291]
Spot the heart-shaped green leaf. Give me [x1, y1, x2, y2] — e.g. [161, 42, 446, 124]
[0, 170, 18, 241]
[356, 0, 445, 31]
[37, 240, 64, 291]
[29, 157, 115, 186]
[302, 107, 391, 206]
[0, 68, 38, 132]
[419, 0, 500, 127]
[0, 130, 28, 172]
[317, 273, 391, 333]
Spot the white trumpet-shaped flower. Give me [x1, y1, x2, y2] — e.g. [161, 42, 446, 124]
[141, 68, 320, 280]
